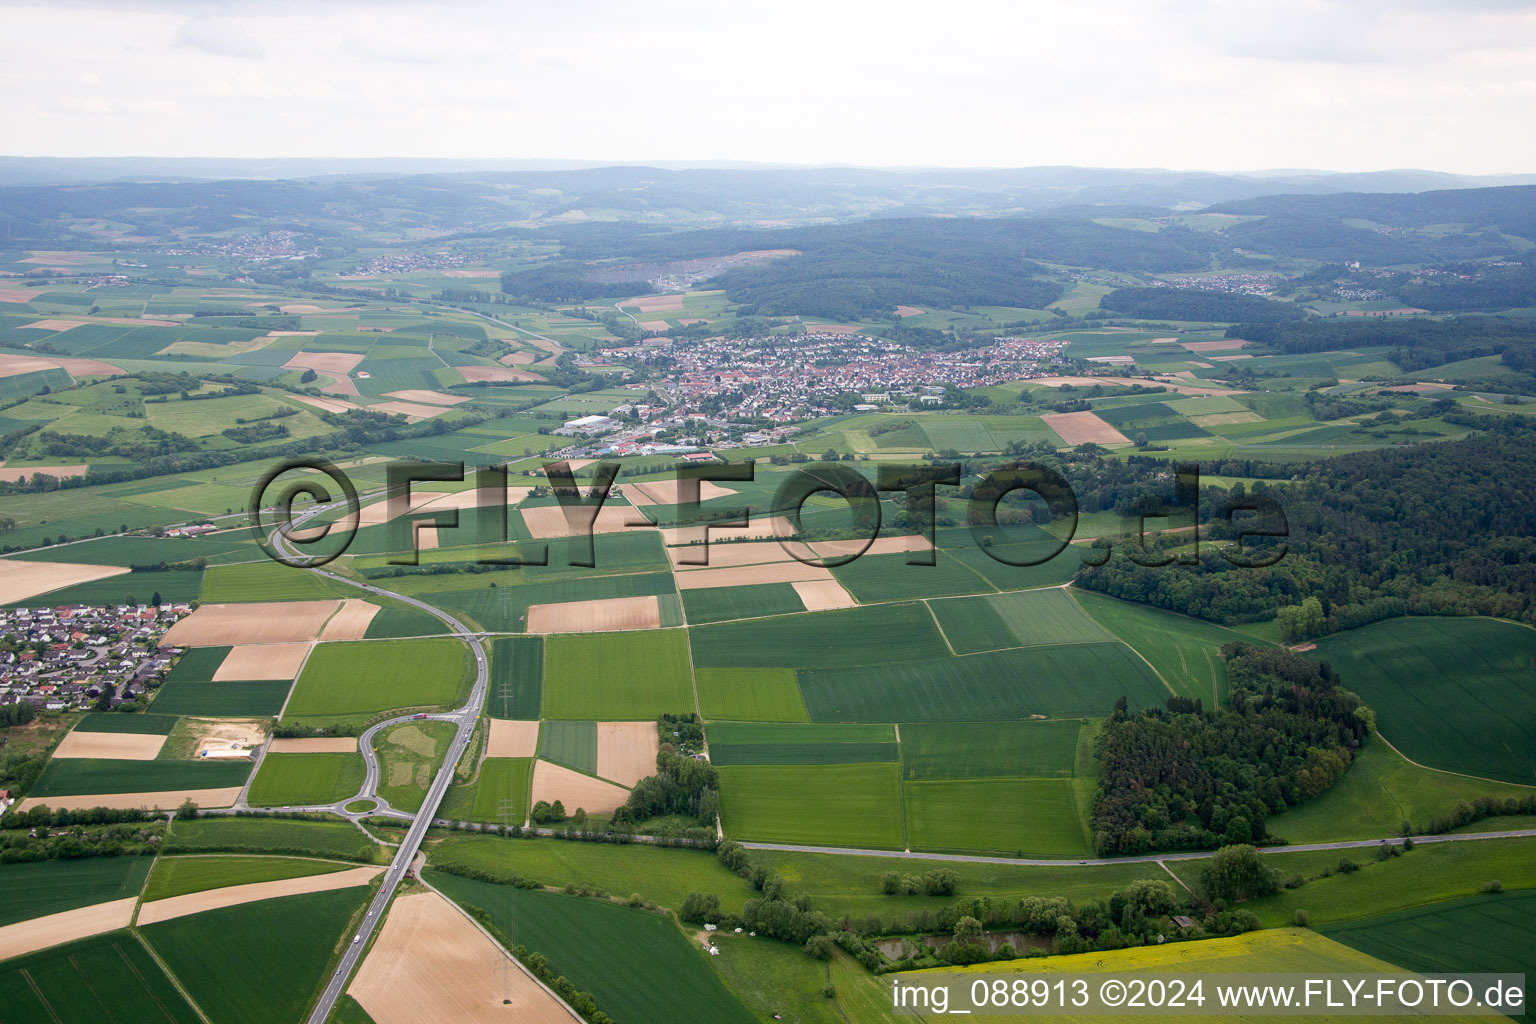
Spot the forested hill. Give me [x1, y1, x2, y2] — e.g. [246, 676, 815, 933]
[1075, 421, 1536, 638]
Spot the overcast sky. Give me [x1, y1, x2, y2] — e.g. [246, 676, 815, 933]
[2, 0, 1533, 173]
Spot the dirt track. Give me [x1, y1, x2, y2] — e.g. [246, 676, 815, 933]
[350, 891, 578, 1024]
[135, 866, 382, 925]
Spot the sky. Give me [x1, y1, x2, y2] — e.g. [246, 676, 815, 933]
[2, 0, 1534, 174]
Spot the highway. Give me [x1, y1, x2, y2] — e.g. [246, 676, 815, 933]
[266, 508, 495, 1024]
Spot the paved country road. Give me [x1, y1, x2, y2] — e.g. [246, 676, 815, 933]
[740, 828, 1536, 867]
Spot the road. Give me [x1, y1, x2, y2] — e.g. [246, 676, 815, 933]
[265, 512, 494, 1024]
[741, 828, 1536, 867]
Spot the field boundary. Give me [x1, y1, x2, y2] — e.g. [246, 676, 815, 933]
[129, 928, 214, 1024]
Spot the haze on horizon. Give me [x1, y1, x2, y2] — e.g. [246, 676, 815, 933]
[1, 0, 1534, 176]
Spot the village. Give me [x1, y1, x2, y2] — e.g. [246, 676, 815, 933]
[0, 602, 188, 717]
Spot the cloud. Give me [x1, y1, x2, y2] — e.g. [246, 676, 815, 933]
[173, 16, 265, 59]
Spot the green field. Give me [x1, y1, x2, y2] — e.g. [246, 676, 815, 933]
[0, 856, 153, 927]
[717, 763, 905, 848]
[1072, 589, 1242, 705]
[0, 932, 200, 1023]
[1306, 617, 1536, 784]
[72, 712, 178, 734]
[430, 832, 753, 914]
[199, 561, 356, 602]
[929, 587, 1113, 653]
[27, 757, 252, 797]
[694, 667, 809, 722]
[427, 871, 759, 1024]
[831, 551, 994, 603]
[542, 630, 694, 719]
[144, 855, 354, 901]
[690, 603, 950, 669]
[904, 777, 1090, 856]
[539, 719, 597, 773]
[363, 600, 448, 639]
[143, 887, 370, 1024]
[467, 757, 533, 823]
[489, 635, 543, 718]
[681, 582, 808, 623]
[900, 719, 1081, 779]
[283, 638, 470, 720]
[708, 721, 897, 765]
[164, 816, 382, 862]
[798, 642, 1166, 722]
[1322, 890, 1536, 998]
[1263, 739, 1533, 843]
[248, 752, 364, 807]
[1241, 836, 1536, 927]
[148, 678, 292, 717]
[376, 720, 456, 813]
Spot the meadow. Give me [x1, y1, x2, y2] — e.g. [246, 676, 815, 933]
[427, 871, 759, 1024]
[717, 763, 905, 848]
[1306, 617, 1536, 784]
[248, 752, 365, 806]
[1072, 589, 1243, 705]
[143, 855, 354, 901]
[0, 855, 152, 926]
[376, 720, 456, 813]
[707, 722, 898, 765]
[142, 887, 370, 1024]
[467, 756, 533, 823]
[689, 603, 950, 669]
[541, 629, 694, 719]
[283, 638, 470, 720]
[0, 933, 200, 1023]
[928, 587, 1113, 652]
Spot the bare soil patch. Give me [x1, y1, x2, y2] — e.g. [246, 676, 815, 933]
[0, 898, 137, 961]
[895, 305, 925, 317]
[442, 269, 502, 279]
[1181, 339, 1249, 352]
[0, 352, 124, 379]
[625, 294, 686, 313]
[458, 364, 542, 383]
[628, 478, 737, 506]
[1209, 354, 1253, 361]
[268, 737, 358, 753]
[371, 400, 451, 420]
[792, 579, 858, 611]
[1041, 411, 1132, 445]
[136, 866, 382, 926]
[803, 323, 866, 334]
[414, 524, 440, 551]
[282, 352, 363, 394]
[485, 719, 539, 758]
[20, 318, 86, 332]
[0, 463, 88, 482]
[519, 504, 653, 539]
[1192, 411, 1263, 427]
[526, 595, 660, 634]
[293, 394, 357, 414]
[530, 760, 629, 814]
[385, 389, 471, 407]
[350, 891, 577, 1024]
[638, 320, 670, 331]
[668, 540, 793, 570]
[161, 600, 344, 646]
[318, 599, 382, 641]
[501, 350, 539, 365]
[190, 718, 266, 758]
[595, 722, 659, 787]
[16, 787, 243, 813]
[52, 731, 166, 760]
[0, 288, 42, 303]
[213, 642, 312, 681]
[0, 560, 128, 605]
[810, 535, 932, 559]
[674, 561, 834, 590]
